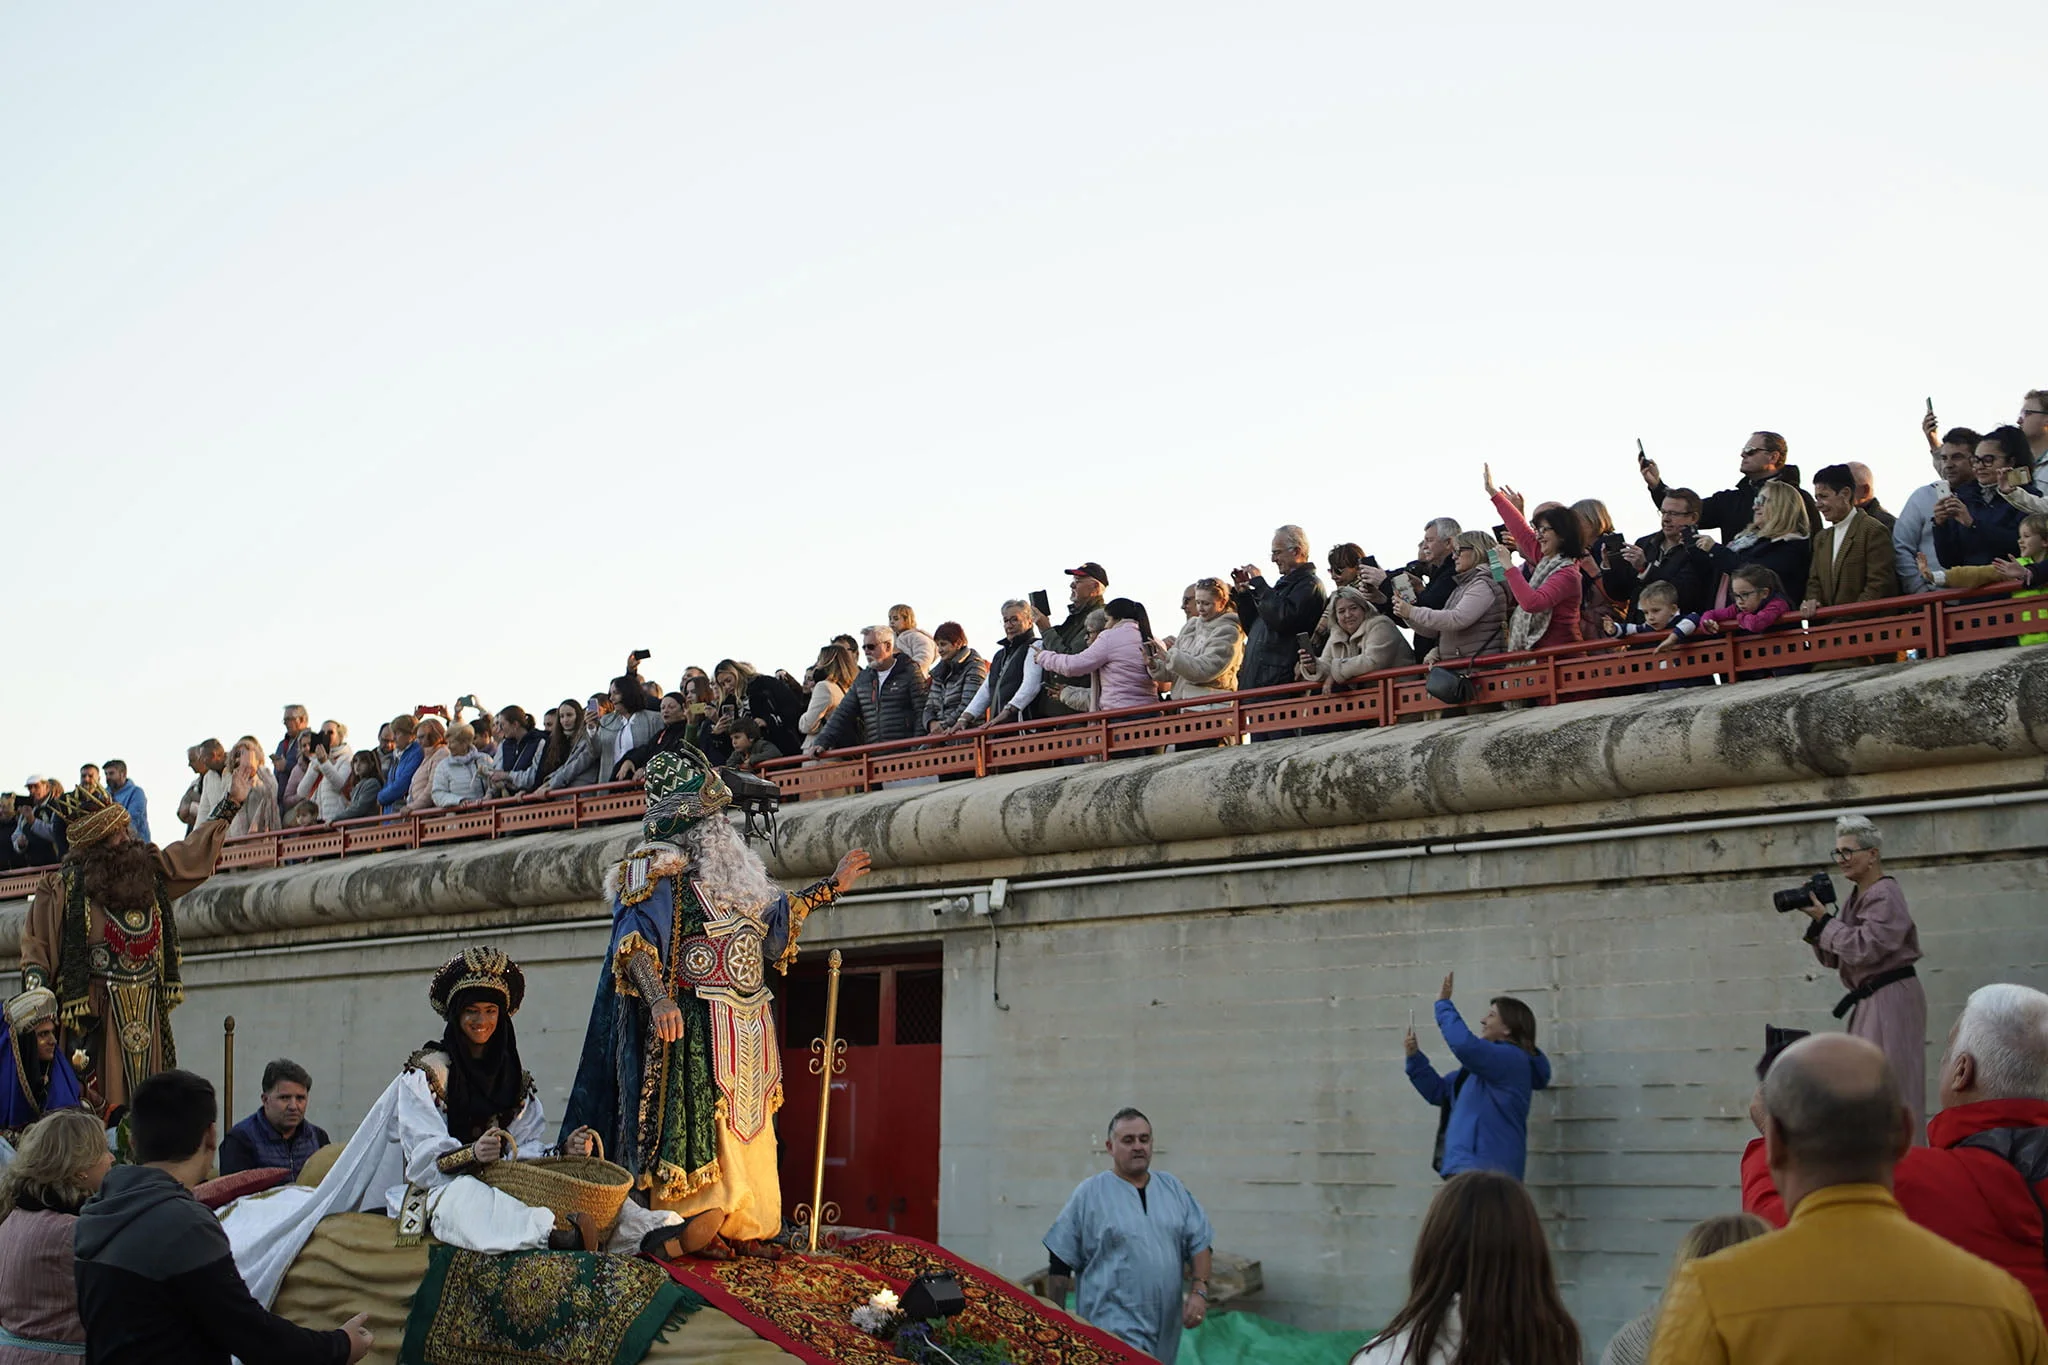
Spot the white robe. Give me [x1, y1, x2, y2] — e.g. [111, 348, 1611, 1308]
[223, 1051, 673, 1308]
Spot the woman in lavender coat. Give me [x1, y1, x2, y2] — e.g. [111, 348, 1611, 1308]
[1797, 814, 1928, 1140]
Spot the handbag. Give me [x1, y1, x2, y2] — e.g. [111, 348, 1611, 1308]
[1425, 625, 1504, 705]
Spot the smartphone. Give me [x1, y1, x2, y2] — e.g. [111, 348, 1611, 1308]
[1363, 554, 1381, 569]
[1492, 523, 1510, 544]
[1295, 632, 1316, 657]
[1636, 437, 1648, 468]
[1933, 480, 1950, 499]
[1926, 396, 1934, 416]
[455, 694, 477, 710]
[631, 649, 652, 662]
[1393, 576, 1417, 605]
[1029, 589, 1051, 616]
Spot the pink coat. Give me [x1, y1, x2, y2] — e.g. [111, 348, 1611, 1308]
[1494, 491, 1583, 648]
[1036, 620, 1161, 712]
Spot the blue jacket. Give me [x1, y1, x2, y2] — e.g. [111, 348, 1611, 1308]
[111, 781, 150, 844]
[1405, 998, 1551, 1180]
[378, 741, 422, 813]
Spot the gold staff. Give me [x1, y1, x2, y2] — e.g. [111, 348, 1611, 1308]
[795, 950, 847, 1253]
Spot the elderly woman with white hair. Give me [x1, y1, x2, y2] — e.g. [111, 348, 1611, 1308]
[1791, 813, 1928, 1139]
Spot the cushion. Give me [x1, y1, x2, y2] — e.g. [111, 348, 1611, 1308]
[195, 1166, 290, 1210]
[296, 1143, 342, 1187]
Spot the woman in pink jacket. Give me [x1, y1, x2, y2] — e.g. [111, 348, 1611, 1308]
[1034, 598, 1162, 712]
[1485, 465, 1584, 652]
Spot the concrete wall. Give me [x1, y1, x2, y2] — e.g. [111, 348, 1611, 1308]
[6, 649, 2048, 1351]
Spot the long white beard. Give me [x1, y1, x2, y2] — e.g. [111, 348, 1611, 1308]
[681, 816, 779, 912]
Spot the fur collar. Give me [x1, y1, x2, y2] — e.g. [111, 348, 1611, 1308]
[603, 841, 691, 901]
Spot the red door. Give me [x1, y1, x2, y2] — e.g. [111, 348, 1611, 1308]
[776, 954, 942, 1240]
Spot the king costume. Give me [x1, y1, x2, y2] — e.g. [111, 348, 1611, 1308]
[18, 780, 243, 1114]
[223, 946, 681, 1307]
[560, 746, 866, 1250]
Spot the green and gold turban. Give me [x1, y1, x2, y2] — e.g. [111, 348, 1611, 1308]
[642, 746, 733, 843]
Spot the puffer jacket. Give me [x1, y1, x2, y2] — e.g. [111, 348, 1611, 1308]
[405, 745, 449, 812]
[1036, 620, 1159, 712]
[431, 751, 497, 806]
[1301, 608, 1413, 685]
[816, 658, 930, 750]
[923, 648, 989, 730]
[1403, 568, 1508, 663]
[299, 745, 356, 823]
[1150, 613, 1245, 699]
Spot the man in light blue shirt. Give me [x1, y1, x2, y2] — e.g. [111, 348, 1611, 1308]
[105, 760, 150, 845]
[1044, 1108, 1213, 1361]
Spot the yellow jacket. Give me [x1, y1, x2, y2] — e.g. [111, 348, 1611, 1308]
[1649, 1183, 2047, 1365]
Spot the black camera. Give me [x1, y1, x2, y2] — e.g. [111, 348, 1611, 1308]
[1596, 531, 1627, 563]
[1772, 871, 1836, 913]
[1403, 559, 1428, 578]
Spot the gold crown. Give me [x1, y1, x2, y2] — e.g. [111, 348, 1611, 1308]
[427, 945, 525, 1019]
[53, 788, 132, 849]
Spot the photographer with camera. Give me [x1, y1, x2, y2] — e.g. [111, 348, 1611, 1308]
[1780, 814, 1927, 1139]
[1604, 487, 1716, 618]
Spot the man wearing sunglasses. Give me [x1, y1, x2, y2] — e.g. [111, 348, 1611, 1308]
[1640, 430, 1818, 544]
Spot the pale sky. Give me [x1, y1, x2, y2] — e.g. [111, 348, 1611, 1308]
[4, 3, 2040, 826]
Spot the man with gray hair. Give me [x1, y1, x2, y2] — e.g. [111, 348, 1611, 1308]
[812, 624, 930, 754]
[1741, 983, 2048, 1317]
[1660, 1034, 2047, 1362]
[1232, 525, 1327, 706]
[272, 704, 311, 800]
[1377, 517, 1464, 657]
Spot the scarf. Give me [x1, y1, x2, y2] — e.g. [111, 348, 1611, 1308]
[537, 718, 586, 784]
[1507, 554, 1570, 653]
[435, 986, 526, 1143]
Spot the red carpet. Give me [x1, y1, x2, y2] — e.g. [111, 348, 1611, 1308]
[657, 1233, 1146, 1365]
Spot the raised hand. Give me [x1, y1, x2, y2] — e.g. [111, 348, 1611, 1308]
[1403, 1026, 1419, 1056]
[1439, 971, 1454, 1002]
[832, 848, 873, 894]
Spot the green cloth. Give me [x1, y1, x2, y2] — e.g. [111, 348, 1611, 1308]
[1173, 1310, 1368, 1365]
[399, 1244, 704, 1365]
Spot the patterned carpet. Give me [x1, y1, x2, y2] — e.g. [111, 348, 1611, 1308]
[657, 1234, 1145, 1365]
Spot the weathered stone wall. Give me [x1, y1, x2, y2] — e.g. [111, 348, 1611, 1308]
[5, 650, 2047, 1351]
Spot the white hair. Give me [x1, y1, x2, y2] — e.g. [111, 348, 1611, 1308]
[1835, 814, 1882, 850]
[1425, 517, 1462, 541]
[1001, 598, 1032, 615]
[1952, 984, 2048, 1102]
[1273, 524, 1310, 557]
[862, 624, 895, 647]
[681, 816, 780, 913]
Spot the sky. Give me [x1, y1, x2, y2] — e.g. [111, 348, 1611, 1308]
[3, 2, 2041, 824]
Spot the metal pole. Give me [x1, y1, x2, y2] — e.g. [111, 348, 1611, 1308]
[805, 950, 845, 1254]
[223, 1016, 237, 1123]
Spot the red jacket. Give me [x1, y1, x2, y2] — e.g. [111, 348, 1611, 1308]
[1742, 1097, 2048, 1319]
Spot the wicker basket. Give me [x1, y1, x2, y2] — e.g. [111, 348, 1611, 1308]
[477, 1154, 634, 1244]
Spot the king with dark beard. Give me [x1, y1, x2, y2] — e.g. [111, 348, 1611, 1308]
[18, 749, 255, 1115]
[561, 746, 870, 1258]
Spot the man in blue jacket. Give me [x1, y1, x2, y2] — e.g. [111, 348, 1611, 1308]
[1403, 971, 1551, 1180]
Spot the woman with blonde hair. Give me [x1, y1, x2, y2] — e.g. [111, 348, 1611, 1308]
[228, 737, 281, 837]
[1599, 1213, 1770, 1365]
[1704, 479, 1813, 604]
[0, 1108, 114, 1362]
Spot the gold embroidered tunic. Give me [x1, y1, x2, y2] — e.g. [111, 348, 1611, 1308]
[18, 819, 229, 1113]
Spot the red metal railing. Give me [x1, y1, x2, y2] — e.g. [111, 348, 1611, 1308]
[0, 582, 2034, 903]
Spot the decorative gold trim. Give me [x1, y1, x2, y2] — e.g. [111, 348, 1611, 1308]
[436, 1145, 477, 1175]
[612, 932, 662, 999]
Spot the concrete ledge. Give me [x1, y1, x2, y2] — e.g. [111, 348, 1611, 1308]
[767, 650, 2048, 874]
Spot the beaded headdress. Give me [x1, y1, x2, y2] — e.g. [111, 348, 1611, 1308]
[5, 986, 57, 1032]
[427, 945, 525, 1019]
[641, 746, 733, 843]
[52, 786, 132, 850]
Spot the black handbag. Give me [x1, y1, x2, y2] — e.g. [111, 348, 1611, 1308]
[1424, 625, 1504, 705]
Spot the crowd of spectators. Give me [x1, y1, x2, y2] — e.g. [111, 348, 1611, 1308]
[5, 393, 2044, 872]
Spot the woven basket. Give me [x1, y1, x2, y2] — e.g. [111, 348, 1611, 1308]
[477, 1154, 633, 1243]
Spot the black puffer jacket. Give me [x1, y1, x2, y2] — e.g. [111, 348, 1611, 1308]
[816, 659, 931, 750]
[1237, 564, 1328, 690]
[923, 648, 989, 730]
